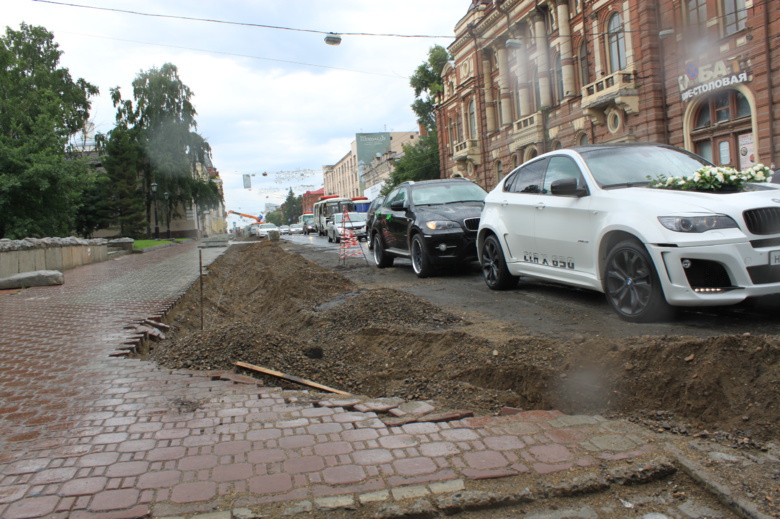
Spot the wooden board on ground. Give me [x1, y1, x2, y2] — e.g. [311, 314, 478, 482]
[235, 361, 352, 396]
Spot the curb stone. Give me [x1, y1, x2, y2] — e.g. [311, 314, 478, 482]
[665, 444, 775, 519]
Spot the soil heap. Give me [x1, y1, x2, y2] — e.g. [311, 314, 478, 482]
[149, 241, 778, 447]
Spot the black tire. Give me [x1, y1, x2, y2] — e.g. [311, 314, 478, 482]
[481, 234, 518, 290]
[372, 233, 394, 268]
[411, 234, 434, 278]
[327, 233, 333, 243]
[604, 239, 674, 322]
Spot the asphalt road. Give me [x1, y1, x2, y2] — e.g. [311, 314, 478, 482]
[280, 233, 780, 340]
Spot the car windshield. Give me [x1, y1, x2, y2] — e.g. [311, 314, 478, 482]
[411, 182, 487, 205]
[580, 146, 712, 189]
[332, 212, 367, 223]
[259, 224, 276, 229]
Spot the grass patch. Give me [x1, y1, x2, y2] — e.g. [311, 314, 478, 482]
[133, 239, 173, 250]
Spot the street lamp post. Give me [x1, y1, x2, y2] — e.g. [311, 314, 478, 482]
[164, 192, 171, 239]
[151, 182, 160, 240]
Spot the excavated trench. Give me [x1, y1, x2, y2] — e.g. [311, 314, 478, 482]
[145, 241, 779, 444]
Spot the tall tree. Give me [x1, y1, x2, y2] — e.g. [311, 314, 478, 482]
[108, 63, 221, 238]
[281, 188, 302, 225]
[382, 130, 441, 194]
[409, 45, 449, 132]
[0, 23, 98, 238]
[100, 126, 146, 237]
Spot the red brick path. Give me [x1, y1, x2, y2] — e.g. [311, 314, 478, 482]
[0, 243, 656, 518]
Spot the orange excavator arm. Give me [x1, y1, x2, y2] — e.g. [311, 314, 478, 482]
[228, 210, 263, 222]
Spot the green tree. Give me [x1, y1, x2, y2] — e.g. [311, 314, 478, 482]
[0, 23, 99, 238]
[100, 126, 146, 237]
[409, 45, 449, 132]
[281, 188, 302, 225]
[381, 130, 441, 195]
[107, 63, 222, 238]
[264, 209, 282, 226]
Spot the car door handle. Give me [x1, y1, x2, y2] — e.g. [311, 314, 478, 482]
[501, 200, 509, 206]
[536, 202, 546, 210]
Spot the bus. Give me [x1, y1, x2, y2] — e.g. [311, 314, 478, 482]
[312, 196, 365, 236]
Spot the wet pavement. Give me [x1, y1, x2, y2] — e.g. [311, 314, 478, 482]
[0, 241, 753, 519]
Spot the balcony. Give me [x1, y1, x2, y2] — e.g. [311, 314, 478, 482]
[581, 70, 639, 124]
[453, 139, 481, 164]
[512, 111, 545, 149]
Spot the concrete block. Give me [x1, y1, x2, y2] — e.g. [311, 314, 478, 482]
[62, 246, 76, 270]
[17, 250, 38, 274]
[0, 270, 63, 289]
[44, 247, 63, 271]
[0, 251, 19, 278]
[94, 245, 108, 262]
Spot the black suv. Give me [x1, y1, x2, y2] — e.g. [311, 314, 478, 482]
[365, 195, 384, 250]
[369, 178, 487, 277]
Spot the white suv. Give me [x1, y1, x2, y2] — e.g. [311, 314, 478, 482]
[477, 144, 780, 322]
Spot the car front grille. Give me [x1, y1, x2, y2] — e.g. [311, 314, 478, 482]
[463, 217, 480, 231]
[743, 207, 780, 235]
[747, 264, 780, 285]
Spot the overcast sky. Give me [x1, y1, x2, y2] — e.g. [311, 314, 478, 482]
[6, 0, 467, 224]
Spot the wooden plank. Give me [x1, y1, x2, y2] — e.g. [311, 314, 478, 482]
[235, 361, 352, 396]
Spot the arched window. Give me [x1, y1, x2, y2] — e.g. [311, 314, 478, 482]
[578, 41, 589, 88]
[578, 132, 590, 146]
[468, 99, 477, 139]
[607, 13, 627, 72]
[694, 90, 750, 129]
[691, 89, 753, 166]
[496, 160, 503, 182]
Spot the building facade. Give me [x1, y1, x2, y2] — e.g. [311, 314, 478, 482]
[323, 131, 420, 200]
[437, 0, 779, 191]
[302, 188, 325, 213]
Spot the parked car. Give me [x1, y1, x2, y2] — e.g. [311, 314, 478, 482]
[327, 212, 368, 243]
[369, 178, 487, 277]
[300, 213, 316, 235]
[290, 223, 304, 235]
[477, 143, 780, 322]
[253, 223, 279, 238]
[365, 195, 385, 250]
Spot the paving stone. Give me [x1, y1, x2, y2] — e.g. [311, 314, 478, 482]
[391, 485, 429, 500]
[314, 495, 355, 510]
[359, 490, 391, 504]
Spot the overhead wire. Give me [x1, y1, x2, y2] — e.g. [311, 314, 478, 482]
[53, 30, 409, 79]
[30, 0, 454, 39]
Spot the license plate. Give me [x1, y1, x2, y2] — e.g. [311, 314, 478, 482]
[771, 250, 780, 266]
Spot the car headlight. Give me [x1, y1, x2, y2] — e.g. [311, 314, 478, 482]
[425, 221, 461, 231]
[658, 215, 738, 233]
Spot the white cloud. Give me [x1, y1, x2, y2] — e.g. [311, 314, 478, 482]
[5, 0, 467, 215]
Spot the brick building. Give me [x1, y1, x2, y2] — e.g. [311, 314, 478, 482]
[302, 188, 324, 213]
[437, 0, 779, 190]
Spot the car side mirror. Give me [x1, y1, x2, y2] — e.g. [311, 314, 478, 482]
[390, 200, 406, 211]
[550, 177, 588, 197]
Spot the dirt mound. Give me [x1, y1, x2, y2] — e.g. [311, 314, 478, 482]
[150, 241, 779, 443]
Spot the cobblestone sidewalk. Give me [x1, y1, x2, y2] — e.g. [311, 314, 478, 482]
[0, 242, 741, 519]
